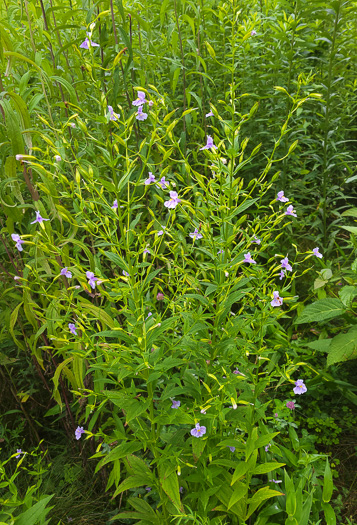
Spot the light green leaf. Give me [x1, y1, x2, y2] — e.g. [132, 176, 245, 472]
[296, 299, 345, 324]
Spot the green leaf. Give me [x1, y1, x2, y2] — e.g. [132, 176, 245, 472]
[303, 339, 331, 352]
[14, 495, 54, 525]
[159, 465, 183, 512]
[322, 458, 333, 503]
[227, 482, 248, 510]
[246, 487, 283, 520]
[112, 475, 152, 498]
[252, 462, 285, 475]
[340, 226, 357, 235]
[327, 325, 357, 366]
[296, 299, 345, 324]
[94, 441, 142, 472]
[322, 502, 336, 525]
[231, 462, 250, 485]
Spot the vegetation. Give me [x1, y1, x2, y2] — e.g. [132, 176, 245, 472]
[0, 0, 357, 523]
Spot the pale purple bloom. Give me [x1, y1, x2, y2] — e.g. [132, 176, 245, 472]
[86, 271, 98, 289]
[233, 369, 239, 374]
[107, 105, 119, 121]
[164, 191, 181, 209]
[269, 479, 282, 484]
[279, 270, 285, 280]
[200, 135, 216, 150]
[274, 413, 278, 418]
[158, 176, 169, 189]
[265, 443, 271, 452]
[293, 379, 307, 395]
[206, 111, 214, 117]
[313, 247, 323, 258]
[122, 270, 129, 277]
[132, 91, 147, 106]
[11, 234, 24, 252]
[157, 230, 164, 236]
[179, 486, 183, 494]
[228, 446, 235, 452]
[277, 191, 289, 203]
[80, 37, 99, 49]
[171, 400, 180, 409]
[217, 249, 224, 255]
[136, 106, 148, 121]
[111, 199, 118, 210]
[55, 155, 61, 162]
[75, 426, 85, 440]
[145, 172, 156, 185]
[285, 205, 297, 217]
[14, 276, 20, 280]
[271, 291, 283, 307]
[251, 30, 257, 36]
[31, 211, 50, 224]
[16, 449, 23, 458]
[143, 248, 150, 255]
[157, 292, 164, 301]
[286, 401, 295, 410]
[252, 235, 261, 244]
[60, 267, 72, 278]
[148, 100, 154, 107]
[145, 312, 152, 320]
[280, 257, 292, 272]
[200, 409, 206, 414]
[190, 423, 206, 438]
[15, 154, 24, 161]
[145, 486, 152, 492]
[243, 252, 256, 264]
[189, 228, 203, 240]
[68, 323, 77, 336]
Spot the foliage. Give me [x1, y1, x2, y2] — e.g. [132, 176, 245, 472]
[0, 0, 357, 523]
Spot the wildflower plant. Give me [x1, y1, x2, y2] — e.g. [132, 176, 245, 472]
[0, 2, 338, 523]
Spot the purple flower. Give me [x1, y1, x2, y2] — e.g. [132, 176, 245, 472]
[171, 400, 180, 409]
[286, 401, 295, 410]
[271, 291, 283, 307]
[269, 479, 282, 484]
[157, 230, 164, 236]
[251, 30, 257, 36]
[265, 443, 271, 452]
[145, 486, 152, 492]
[122, 270, 129, 277]
[60, 267, 72, 278]
[148, 100, 154, 107]
[75, 426, 85, 440]
[313, 247, 323, 258]
[55, 155, 62, 162]
[86, 271, 98, 289]
[243, 252, 256, 264]
[132, 91, 147, 106]
[136, 106, 148, 121]
[112, 199, 118, 210]
[279, 269, 285, 280]
[274, 413, 278, 418]
[164, 191, 181, 209]
[252, 235, 261, 245]
[80, 37, 99, 49]
[189, 228, 203, 240]
[200, 408, 206, 414]
[15, 449, 23, 458]
[145, 312, 152, 320]
[157, 292, 164, 301]
[145, 172, 156, 185]
[158, 176, 169, 189]
[206, 111, 214, 117]
[280, 257, 292, 272]
[277, 191, 289, 203]
[179, 486, 183, 494]
[293, 379, 307, 395]
[200, 135, 216, 150]
[16, 154, 24, 161]
[143, 248, 150, 255]
[68, 323, 77, 336]
[190, 423, 206, 438]
[217, 249, 224, 255]
[285, 205, 297, 217]
[11, 234, 24, 252]
[228, 446, 235, 452]
[107, 105, 119, 121]
[31, 211, 50, 224]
